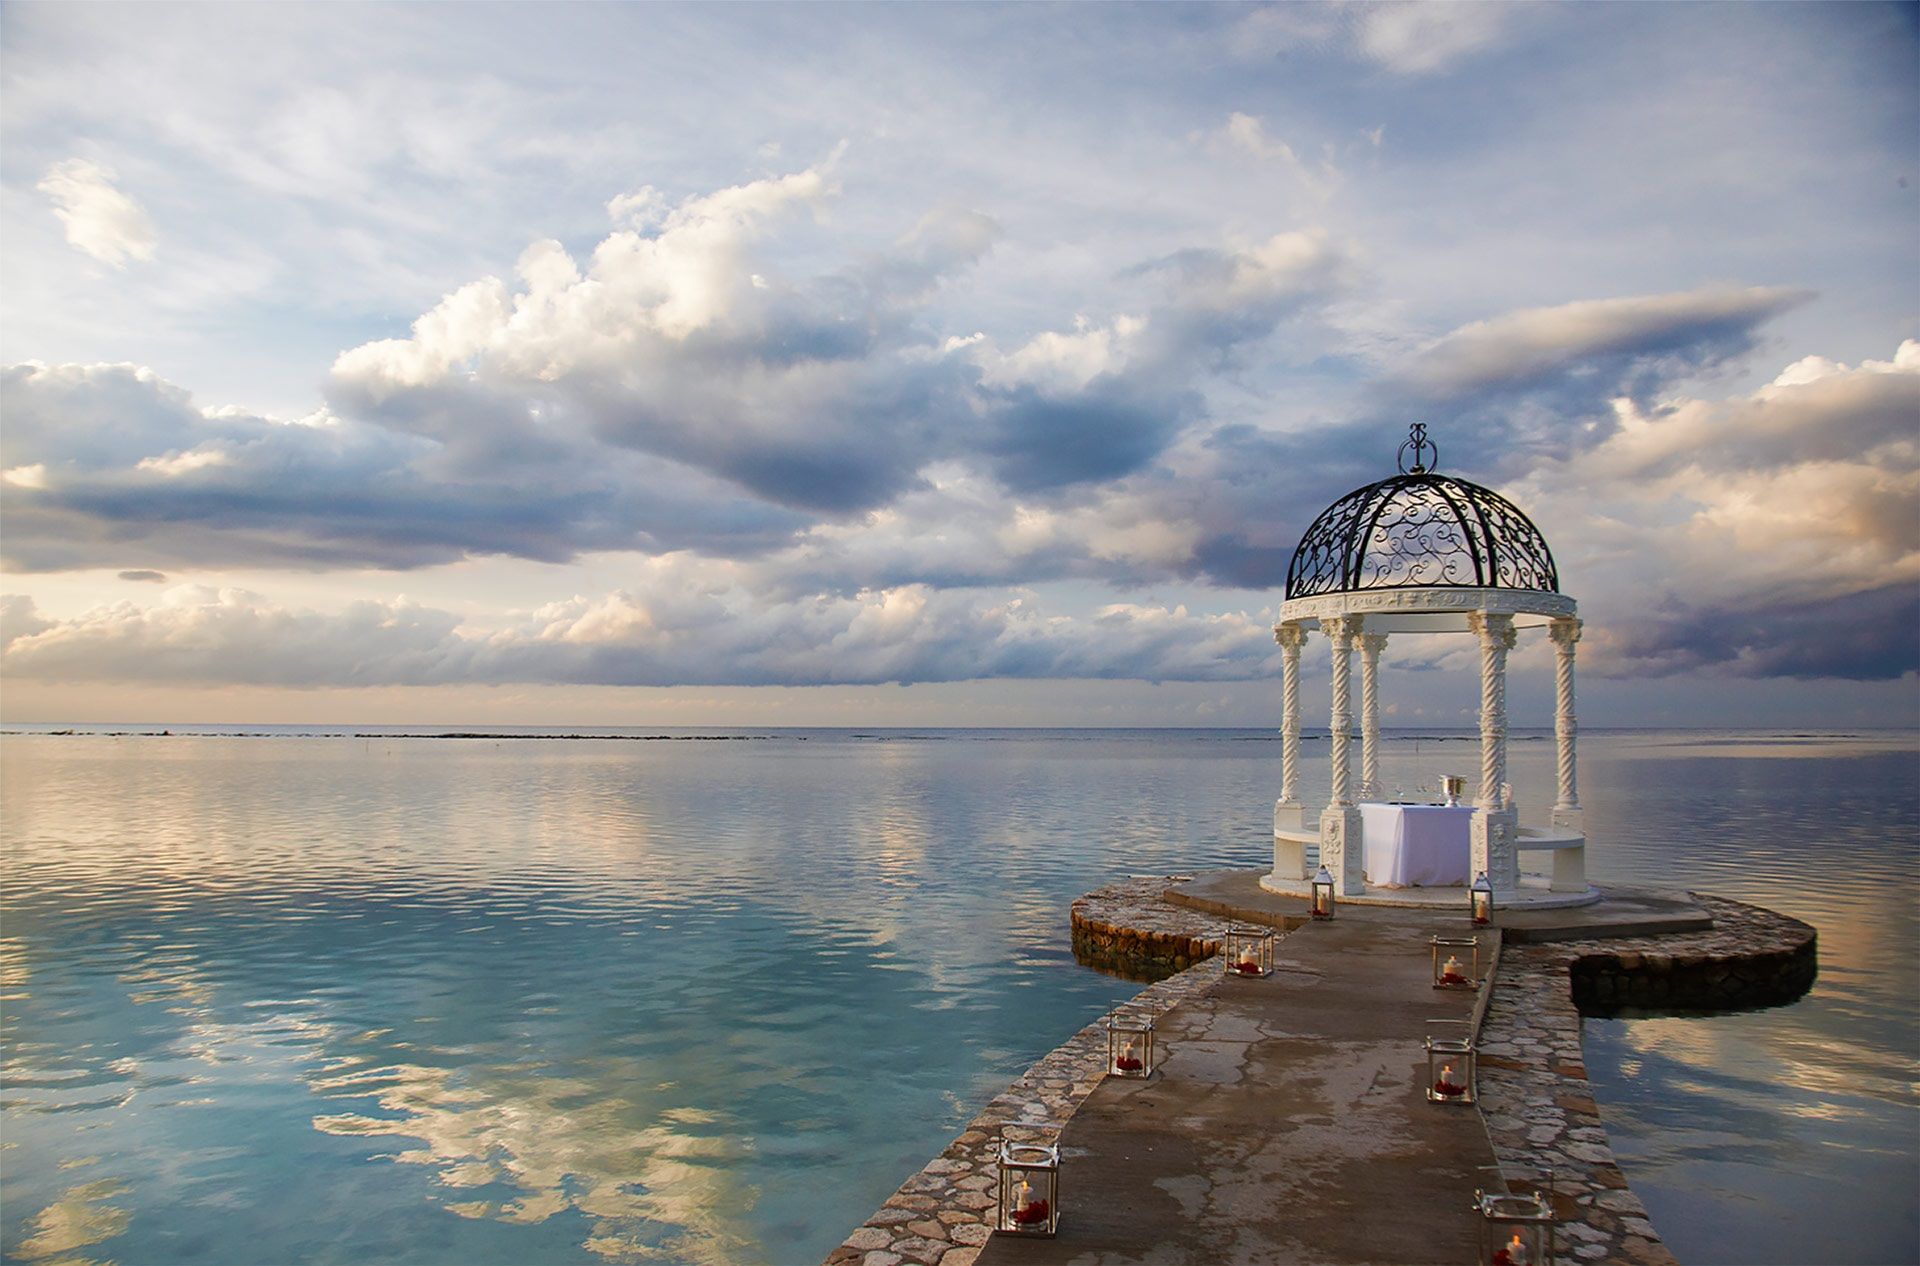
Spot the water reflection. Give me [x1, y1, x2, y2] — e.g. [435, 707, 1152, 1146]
[2, 728, 1914, 1264]
[312, 1061, 755, 1265]
[14, 1176, 129, 1265]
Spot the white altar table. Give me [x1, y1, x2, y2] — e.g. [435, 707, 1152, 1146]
[1360, 802, 1476, 887]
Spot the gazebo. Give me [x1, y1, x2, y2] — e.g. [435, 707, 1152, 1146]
[1263, 424, 1596, 908]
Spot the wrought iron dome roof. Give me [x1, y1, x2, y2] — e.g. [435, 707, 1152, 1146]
[1285, 424, 1558, 600]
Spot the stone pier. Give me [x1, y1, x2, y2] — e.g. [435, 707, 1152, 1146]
[825, 873, 1814, 1266]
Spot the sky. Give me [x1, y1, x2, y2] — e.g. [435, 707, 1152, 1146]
[1, 1, 1916, 728]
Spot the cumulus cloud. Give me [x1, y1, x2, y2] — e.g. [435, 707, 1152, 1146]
[0, 581, 1280, 689]
[1519, 341, 1920, 680]
[36, 159, 157, 267]
[5, 165, 1354, 571]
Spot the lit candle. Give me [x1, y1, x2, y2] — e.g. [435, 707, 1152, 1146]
[1444, 955, 1462, 977]
[1115, 1037, 1142, 1072]
[1009, 1176, 1049, 1225]
[1238, 943, 1258, 972]
[1492, 1231, 1529, 1266]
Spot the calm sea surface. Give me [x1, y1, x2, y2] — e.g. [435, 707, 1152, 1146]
[2, 727, 1915, 1265]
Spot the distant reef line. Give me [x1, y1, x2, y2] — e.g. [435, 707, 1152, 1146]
[1, 729, 796, 741]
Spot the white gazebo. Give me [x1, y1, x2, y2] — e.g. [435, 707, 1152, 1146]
[1263, 425, 1597, 909]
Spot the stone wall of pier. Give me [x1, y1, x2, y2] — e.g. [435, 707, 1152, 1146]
[1565, 896, 1816, 1012]
[1066, 875, 1228, 978]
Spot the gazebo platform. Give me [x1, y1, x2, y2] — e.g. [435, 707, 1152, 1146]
[1170, 867, 1707, 937]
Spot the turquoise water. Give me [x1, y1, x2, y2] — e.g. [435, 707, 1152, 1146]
[2, 728, 1915, 1265]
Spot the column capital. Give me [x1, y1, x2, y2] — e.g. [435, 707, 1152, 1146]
[1321, 612, 1364, 644]
[1467, 609, 1517, 649]
[1548, 616, 1583, 647]
[1359, 631, 1390, 655]
[1274, 622, 1309, 650]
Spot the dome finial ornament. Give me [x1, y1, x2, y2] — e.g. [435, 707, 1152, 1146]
[1397, 422, 1436, 475]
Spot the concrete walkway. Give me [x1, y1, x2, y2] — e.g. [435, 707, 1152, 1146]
[976, 915, 1497, 1266]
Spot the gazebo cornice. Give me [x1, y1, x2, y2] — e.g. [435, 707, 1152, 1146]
[1278, 586, 1576, 635]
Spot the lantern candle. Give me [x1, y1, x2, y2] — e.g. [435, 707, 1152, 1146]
[1221, 927, 1273, 977]
[1425, 1019, 1477, 1104]
[1010, 1179, 1049, 1226]
[996, 1141, 1060, 1236]
[1310, 865, 1336, 919]
[1105, 1014, 1155, 1078]
[1470, 872, 1494, 926]
[1491, 1232, 1530, 1266]
[1475, 1187, 1553, 1266]
[1431, 936, 1479, 990]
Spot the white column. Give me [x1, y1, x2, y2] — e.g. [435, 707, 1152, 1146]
[1549, 617, 1582, 828]
[1467, 611, 1519, 891]
[1327, 615, 1358, 808]
[1318, 614, 1365, 895]
[1359, 632, 1388, 801]
[1270, 622, 1310, 880]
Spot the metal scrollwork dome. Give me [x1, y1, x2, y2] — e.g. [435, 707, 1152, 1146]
[1285, 425, 1559, 599]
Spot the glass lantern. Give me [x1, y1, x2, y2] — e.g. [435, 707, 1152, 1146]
[1105, 1013, 1155, 1078]
[1475, 1189, 1553, 1265]
[1222, 926, 1274, 977]
[996, 1140, 1060, 1236]
[1470, 871, 1494, 925]
[1431, 936, 1479, 990]
[1425, 1019, 1477, 1104]
[1310, 865, 1336, 919]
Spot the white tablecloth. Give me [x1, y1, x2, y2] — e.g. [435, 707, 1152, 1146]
[1360, 802, 1476, 887]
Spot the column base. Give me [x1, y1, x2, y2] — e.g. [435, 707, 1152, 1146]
[1319, 804, 1366, 895]
[1470, 805, 1520, 892]
[1551, 805, 1584, 834]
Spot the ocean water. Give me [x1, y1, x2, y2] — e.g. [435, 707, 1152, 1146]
[1, 727, 1914, 1265]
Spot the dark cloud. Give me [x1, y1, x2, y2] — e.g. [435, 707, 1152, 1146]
[1, 362, 809, 572]
[1599, 585, 1919, 681]
[116, 569, 166, 582]
[981, 384, 1196, 492]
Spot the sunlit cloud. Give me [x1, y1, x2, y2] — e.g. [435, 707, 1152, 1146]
[36, 159, 156, 268]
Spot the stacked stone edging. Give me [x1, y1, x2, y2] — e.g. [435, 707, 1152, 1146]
[1476, 893, 1815, 1266]
[1068, 875, 1228, 978]
[825, 879, 1228, 1266]
[1566, 893, 1816, 1013]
